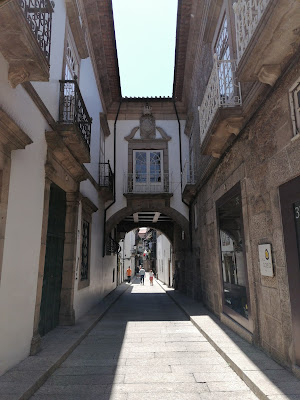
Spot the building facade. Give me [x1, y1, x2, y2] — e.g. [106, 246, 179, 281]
[0, 0, 119, 374]
[178, 0, 300, 373]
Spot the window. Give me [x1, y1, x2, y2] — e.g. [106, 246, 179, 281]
[289, 79, 300, 136]
[213, 9, 237, 107]
[64, 30, 80, 80]
[80, 219, 90, 281]
[78, 197, 97, 290]
[133, 150, 163, 192]
[217, 183, 251, 330]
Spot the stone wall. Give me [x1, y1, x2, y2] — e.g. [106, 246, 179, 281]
[191, 52, 300, 367]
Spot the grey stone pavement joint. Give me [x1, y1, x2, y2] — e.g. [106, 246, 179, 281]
[0, 282, 132, 400]
[157, 280, 300, 400]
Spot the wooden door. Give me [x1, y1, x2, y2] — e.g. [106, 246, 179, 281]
[39, 184, 66, 336]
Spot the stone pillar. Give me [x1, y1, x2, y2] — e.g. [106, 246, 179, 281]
[30, 178, 51, 355]
[59, 191, 80, 326]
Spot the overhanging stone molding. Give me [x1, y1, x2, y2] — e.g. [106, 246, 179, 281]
[45, 130, 88, 183]
[100, 112, 111, 137]
[0, 0, 53, 87]
[0, 108, 33, 155]
[81, 195, 98, 215]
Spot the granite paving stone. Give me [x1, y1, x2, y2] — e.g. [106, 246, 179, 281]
[29, 279, 258, 400]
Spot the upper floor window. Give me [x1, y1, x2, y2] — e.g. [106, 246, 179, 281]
[215, 15, 230, 61]
[64, 26, 80, 81]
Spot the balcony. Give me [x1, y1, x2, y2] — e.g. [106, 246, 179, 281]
[233, 0, 300, 85]
[0, 0, 53, 87]
[182, 162, 197, 203]
[124, 173, 173, 198]
[99, 162, 114, 201]
[57, 79, 92, 163]
[198, 59, 243, 158]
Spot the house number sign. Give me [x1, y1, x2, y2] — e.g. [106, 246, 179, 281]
[258, 244, 274, 277]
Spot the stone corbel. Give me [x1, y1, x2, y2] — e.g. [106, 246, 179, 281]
[257, 65, 281, 86]
[8, 63, 30, 88]
[225, 117, 244, 136]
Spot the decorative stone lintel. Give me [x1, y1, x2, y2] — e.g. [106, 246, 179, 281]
[45, 130, 88, 183]
[81, 195, 98, 214]
[100, 112, 111, 137]
[257, 65, 281, 86]
[0, 108, 33, 156]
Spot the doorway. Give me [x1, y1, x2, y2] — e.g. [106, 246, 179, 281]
[39, 183, 66, 336]
[280, 175, 300, 366]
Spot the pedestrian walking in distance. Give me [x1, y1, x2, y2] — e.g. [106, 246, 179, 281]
[126, 266, 132, 283]
[149, 269, 154, 286]
[139, 265, 145, 285]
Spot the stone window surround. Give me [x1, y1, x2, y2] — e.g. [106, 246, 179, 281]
[78, 196, 98, 290]
[0, 109, 33, 284]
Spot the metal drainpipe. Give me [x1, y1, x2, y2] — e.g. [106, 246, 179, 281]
[102, 100, 122, 257]
[173, 100, 193, 252]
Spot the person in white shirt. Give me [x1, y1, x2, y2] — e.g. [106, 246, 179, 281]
[139, 266, 145, 285]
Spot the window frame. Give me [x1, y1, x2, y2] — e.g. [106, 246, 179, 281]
[289, 78, 300, 137]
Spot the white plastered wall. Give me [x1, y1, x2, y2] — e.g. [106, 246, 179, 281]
[106, 119, 189, 222]
[156, 233, 172, 286]
[0, 53, 49, 374]
[0, 0, 116, 374]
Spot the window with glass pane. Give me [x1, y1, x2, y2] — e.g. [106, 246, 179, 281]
[135, 152, 147, 182]
[215, 14, 234, 105]
[81, 219, 90, 281]
[150, 152, 161, 182]
[218, 191, 249, 320]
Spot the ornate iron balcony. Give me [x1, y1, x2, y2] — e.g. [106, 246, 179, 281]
[198, 59, 242, 145]
[106, 235, 120, 256]
[233, 0, 270, 64]
[19, 0, 54, 63]
[124, 173, 172, 194]
[99, 162, 114, 192]
[59, 79, 92, 150]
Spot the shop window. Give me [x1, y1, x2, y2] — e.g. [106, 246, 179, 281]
[217, 183, 251, 329]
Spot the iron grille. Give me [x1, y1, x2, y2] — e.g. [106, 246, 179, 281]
[106, 235, 120, 256]
[80, 219, 89, 281]
[19, 0, 53, 63]
[124, 172, 172, 194]
[59, 79, 92, 150]
[99, 162, 114, 192]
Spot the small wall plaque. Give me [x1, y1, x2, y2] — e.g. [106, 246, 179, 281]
[258, 244, 274, 277]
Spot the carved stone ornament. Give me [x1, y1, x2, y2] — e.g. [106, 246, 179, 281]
[140, 113, 156, 139]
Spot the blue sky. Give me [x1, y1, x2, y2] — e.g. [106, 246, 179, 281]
[112, 0, 178, 98]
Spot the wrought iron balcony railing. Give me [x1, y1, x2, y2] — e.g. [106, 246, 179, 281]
[124, 173, 172, 194]
[182, 161, 197, 192]
[19, 0, 54, 63]
[233, 0, 270, 64]
[59, 79, 92, 150]
[99, 162, 114, 192]
[198, 59, 242, 144]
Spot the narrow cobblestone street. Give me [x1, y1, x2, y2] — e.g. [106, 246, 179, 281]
[30, 277, 258, 400]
